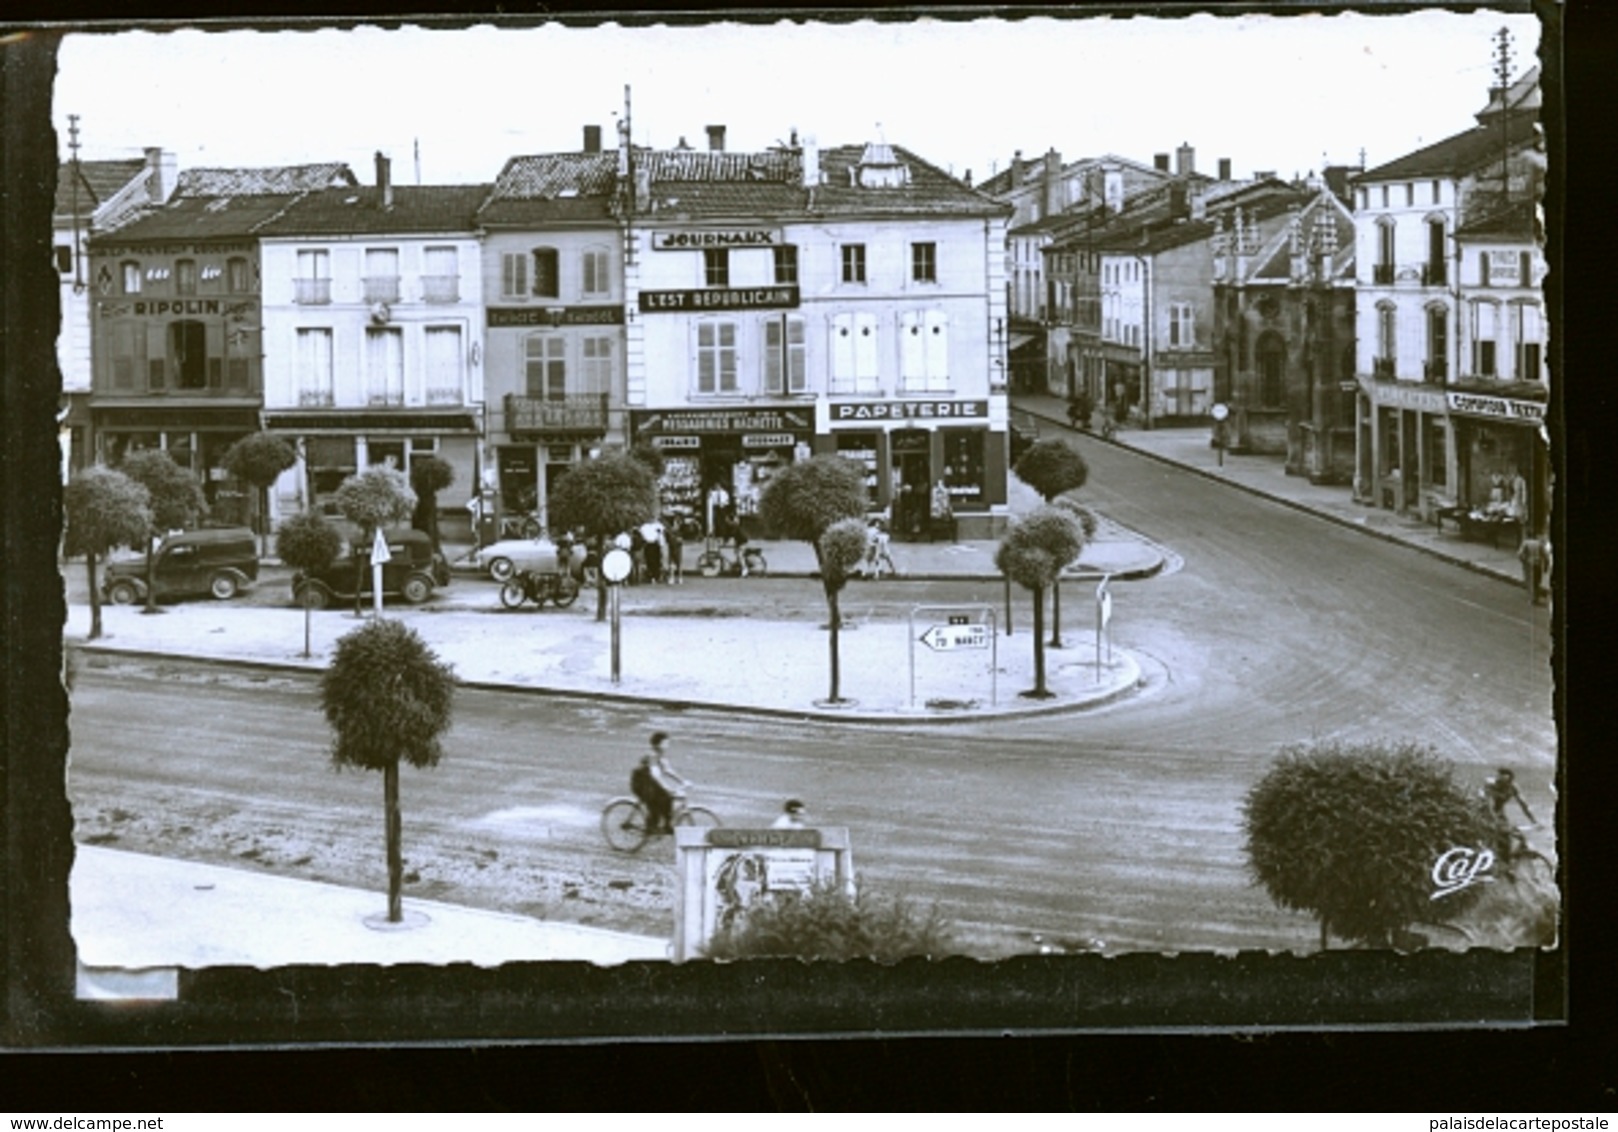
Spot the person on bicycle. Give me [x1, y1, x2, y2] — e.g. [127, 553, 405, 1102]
[1484, 768, 1536, 825]
[631, 731, 688, 835]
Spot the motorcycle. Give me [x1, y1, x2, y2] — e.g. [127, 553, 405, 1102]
[499, 566, 581, 610]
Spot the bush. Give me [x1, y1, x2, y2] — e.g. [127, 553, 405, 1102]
[703, 880, 957, 962]
[1243, 739, 1498, 949]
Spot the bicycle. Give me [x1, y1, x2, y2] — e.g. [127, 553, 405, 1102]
[696, 536, 768, 578]
[600, 793, 721, 853]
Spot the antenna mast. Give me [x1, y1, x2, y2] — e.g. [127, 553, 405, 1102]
[1492, 26, 1514, 205]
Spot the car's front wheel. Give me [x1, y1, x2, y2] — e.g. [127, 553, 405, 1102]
[488, 556, 515, 582]
[401, 575, 433, 604]
[209, 572, 240, 600]
[107, 580, 140, 605]
[296, 581, 332, 611]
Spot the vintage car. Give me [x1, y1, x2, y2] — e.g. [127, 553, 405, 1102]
[291, 529, 450, 609]
[102, 527, 259, 604]
[472, 535, 587, 582]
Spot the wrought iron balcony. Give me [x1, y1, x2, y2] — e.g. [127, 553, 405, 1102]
[363, 276, 401, 304]
[1421, 262, 1447, 286]
[504, 392, 609, 435]
[1423, 360, 1447, 381]
[294, 278, 332, 305]
[1372, 357, 1395, 378]
[421, 275, 460, 304]
[1372, 264, 1395, 285]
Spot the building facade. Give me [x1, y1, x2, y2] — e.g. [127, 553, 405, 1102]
[55, 147, 175, 479]
[475, 130, 626, 533]
[256, 155, 488, 538]
[1349, 66, 1543, 522]
[622, 131, 1012, 540]
[1211, 187, 1357, 481]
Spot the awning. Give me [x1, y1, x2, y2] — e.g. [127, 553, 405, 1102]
[263, 411, 480, 435]
[1008, 333, 1039, 353]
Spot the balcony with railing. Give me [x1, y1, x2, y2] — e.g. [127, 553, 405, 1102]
[294, 278, 332, 305]
[421, 275, 460, 304]
[1372, 264, 1395, 285]
[1372, 357, 1395, 378]
[1421, 262, 1447, 287]
[363, 276, 401, 304]
[1423, 359, 1447, 381]
[504, 392, 609, 436]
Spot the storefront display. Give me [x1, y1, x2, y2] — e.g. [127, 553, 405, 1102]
[656, 454, 703, 534]
[940, 429, 985, 506]
[836, 432, 881, 507]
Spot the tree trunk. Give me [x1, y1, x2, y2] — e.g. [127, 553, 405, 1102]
[87, 552, 103, 641]
[826, 582, 842, 702]
[258, 484, 271, 558]
[385, 760, 402, 923]
[354, 529, 369, 617]
[1049, 579, 1064, 648]
[1027, 583, 1052, 698]
[594, 535, 608, 622]
[302, 588, 313, 659]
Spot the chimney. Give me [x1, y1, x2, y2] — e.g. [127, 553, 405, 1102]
[1043, 147, 1063, 218]
[1176, 142, 1195, 176]
[583, 125, 602, 153]
[963, 169, 973, 188]
[1011, 149, 1025, 187]
[706, 124, 726, 152]
[1169, 182, 1188, 219]
[144, 146, 177, 204]
[801, 134, 821, 188]
[1154, 153, 1171, 173]
[375, 151, 393, 209]
[1218, 157, 1232, 181]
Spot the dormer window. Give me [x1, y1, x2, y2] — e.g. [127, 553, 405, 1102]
[854, 142, 912, 189]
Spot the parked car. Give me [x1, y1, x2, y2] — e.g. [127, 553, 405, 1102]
[473, 535, 586, 582]
[102, 527, 260, 605]
[291, 528, 450, 609]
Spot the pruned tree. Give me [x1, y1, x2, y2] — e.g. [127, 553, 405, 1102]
[63, 466, 151, 641]
[1243, 739, 1498, 950]
[994, 505, 1087, 698]
[223, 432, 297, 557]
[759, 454, 868, 638]
[277, 512, 344, 657]
[816, 517, 871, 704]
[321, 619, 456, 923]
[333, 465, 418, 615]
[408, 454, 456, 555]
[1013, 438, 1091, 647]
[120, 449, 208, 614]
[548, 453, 658, 621]
[626, 442, 667, 481]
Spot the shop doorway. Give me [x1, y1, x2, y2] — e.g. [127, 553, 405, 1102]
[892, 429, 931, 540]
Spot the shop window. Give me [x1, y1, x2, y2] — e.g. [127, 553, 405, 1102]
[703, 249, 730, 288]
[307, 436, 357, 501]
[841, 243, 866, 284]
[836, 433, 880, 506]
[368, 439, 406, 470]
[524, 334, 566, 400]
[941, 430, 985, 507]
[696, 321, 738, 394]
[773, 245, 798, 286]
[763, 316, 806, 394]
[1426, 419, 1447, 489]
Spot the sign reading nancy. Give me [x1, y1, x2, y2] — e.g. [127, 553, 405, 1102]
[832, 400, 989, 422]
[639, 286, 799, 313]
[651, 229, 783, 251]
[487, 305, 624, 328]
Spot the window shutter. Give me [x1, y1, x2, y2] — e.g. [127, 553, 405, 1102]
[899, 310, 923, 383]
[924, 310, 949, 388]
[854, 312, 878, 384]
[764, 318, 783, 394]
[831, 314, 854, 384]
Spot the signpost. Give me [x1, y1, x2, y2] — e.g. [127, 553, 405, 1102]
[1210, 402, 1229, 468]
[601, 547, 633, 684]
[369, 528, 391, 619]
[1094, 574, 1113, 682]
[908, 604, 998, 708]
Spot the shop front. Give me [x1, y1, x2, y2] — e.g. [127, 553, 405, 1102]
[629, 406, 815, 538]
[819, 398, 1006, 541]
[1445, 388, 1549, 543]
[93, 406, 261, 526]
[1353, 379, 1450, 518]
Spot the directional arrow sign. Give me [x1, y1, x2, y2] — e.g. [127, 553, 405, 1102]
[370, 528, 393, 564]
[919, 623, 990, 651]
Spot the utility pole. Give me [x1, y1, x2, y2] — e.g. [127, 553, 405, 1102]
[1493, 26, 1514, 205]
[67, 113, 85, 291]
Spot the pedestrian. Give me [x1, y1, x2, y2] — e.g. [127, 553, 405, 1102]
[1517, 535, 1549, 605]
[771, 799, 808, 829]
[639, 518, 666, 585]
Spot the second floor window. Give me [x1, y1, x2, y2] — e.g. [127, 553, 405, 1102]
[1426, 305, 1448, 376]
[423, 246, 459, 303]
[580, 335, 613, 393]
[763, 315, 806, 394]
[364, 248, 400, 304]
[524, 334, 565, 400]
[226, 257, 252, 293]
[175, 258, 197, 296]
[296, 250, 331, 304]
[1514, 303, 1543, 381]
[1376, 302, 1396, 369]
[841, 244, 867, 284]
[703, 249, 729, 288]
[1426, 218, 1446, 284]
[911, 242, 937, 283]
[122, 260, 142, 294]
[696, 321, 738, 394]
[532, 247, 559, 298]
[365, 326, 405, 406]
[423, 326, 463, 404]
[773, 245, 798, 285]
[501, 252, 528, 299]
[1168, 302, 1194, 348]
[899, 309, 949, 392]
[1471, 301, 1498, 377]
[830, 312, 879, 393]
[296, 328, 334, 406]
[581, 247, 610, 296]
[168, 319, 209, 390]
[1375, 220, 1395, 283]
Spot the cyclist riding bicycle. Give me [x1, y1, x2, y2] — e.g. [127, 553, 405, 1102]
[630, 731, 689, 835]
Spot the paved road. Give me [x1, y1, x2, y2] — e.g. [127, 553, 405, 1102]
[68, 438, 1554, 956]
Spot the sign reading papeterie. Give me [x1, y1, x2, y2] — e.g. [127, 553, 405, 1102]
[831, 400, 988, 422]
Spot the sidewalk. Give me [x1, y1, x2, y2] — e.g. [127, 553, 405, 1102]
[1013, 391, 1528, 586]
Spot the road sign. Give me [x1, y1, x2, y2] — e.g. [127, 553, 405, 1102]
[370, 528, 392, 563]
[918, 623, 990, 652]
[601, 547, 633, 583]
